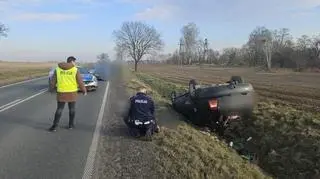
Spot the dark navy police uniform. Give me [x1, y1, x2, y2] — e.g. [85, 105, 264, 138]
[128, 92, 155, 122]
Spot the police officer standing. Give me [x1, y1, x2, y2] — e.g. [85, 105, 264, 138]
[48, 56, 87, 132]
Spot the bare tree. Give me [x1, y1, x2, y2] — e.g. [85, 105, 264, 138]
[97, 53, 110, 62]
[113, 21, 164, 71]
[261, 37, 273, 70]
[0, 23, 8, 39]
[181, 22, 199, 65]
[114, 44, 125, 61]
[163, 24, 318, 69]
[272, 28, 293, 50]
[248, 26, 274, 70]
[196, 39, 204, 64]
[207, 49, 219, 64]
[296, 35, 312, 50]
[294, 35, 313, 69]
[310, 35, 320, 61]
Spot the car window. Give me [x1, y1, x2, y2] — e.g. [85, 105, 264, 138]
[78, 67, 89, 74]
[89, 69, 95, 73]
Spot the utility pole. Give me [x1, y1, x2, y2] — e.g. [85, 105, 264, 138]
[204, 38, 208, 63]
[178, 38, 184, 68]
[316, 41, 320, 59]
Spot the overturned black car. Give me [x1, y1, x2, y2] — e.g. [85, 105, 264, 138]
[170, 76, 255, 136]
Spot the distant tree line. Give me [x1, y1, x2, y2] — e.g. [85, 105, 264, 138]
[97, 53, 110, 63]
[0, 22, 8, 39]
[112, 21, 319, 72]
[165, 23, 320, 71]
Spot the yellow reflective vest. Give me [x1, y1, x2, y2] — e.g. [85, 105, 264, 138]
[55, 66, 78, 92]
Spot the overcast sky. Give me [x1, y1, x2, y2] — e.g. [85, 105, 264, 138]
[0, 0, 319, 62]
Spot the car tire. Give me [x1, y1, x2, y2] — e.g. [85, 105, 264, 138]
[230, 76, 244, 84]
[170, 91, 176, 102]
[189, 79, 198, 98]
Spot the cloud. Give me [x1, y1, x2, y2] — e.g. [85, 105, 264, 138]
[134, 4, 178, 21]
[12, 12, 81, 21]
[115, 0, 149, 3]
[0, 0, 109, 15]
[121, 0, 320, 22]
[297, 0, 320, 8]
[70, 0, 111, 6]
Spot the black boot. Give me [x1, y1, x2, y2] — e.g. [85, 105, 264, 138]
[48, 124, 57, 132]
[68, 121, 74, 129]
[68, 102, 76, 130]
[154, 125, 160, 133]
[68, 115, 75, 129]
[153, 120, 160, 133]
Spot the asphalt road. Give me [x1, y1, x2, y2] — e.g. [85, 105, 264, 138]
[0, 77, 109, 179]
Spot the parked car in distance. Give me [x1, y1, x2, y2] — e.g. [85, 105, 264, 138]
[88, 69, 104, 81]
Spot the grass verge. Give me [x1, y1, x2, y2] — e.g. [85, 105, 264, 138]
[135, 71, 320, 179]
[123, 68, 270, 179]
[0, 69, 49, 85]
[0, 62, 53, 86]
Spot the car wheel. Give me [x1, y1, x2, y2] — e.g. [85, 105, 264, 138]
[230, 76, 244, 84]
[170, 91, 176, 102]
[189, 79, 197, 98]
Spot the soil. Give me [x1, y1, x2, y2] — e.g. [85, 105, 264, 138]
[137, 64, 320, 112]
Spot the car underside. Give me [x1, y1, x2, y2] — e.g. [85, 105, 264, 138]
[170, 76, 255, 137]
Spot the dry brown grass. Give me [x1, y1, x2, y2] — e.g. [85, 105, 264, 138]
[0, 61, 55, 85]
[153, 124, 271, 179]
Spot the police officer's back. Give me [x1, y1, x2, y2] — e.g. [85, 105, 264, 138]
[129, 88, 155, 122]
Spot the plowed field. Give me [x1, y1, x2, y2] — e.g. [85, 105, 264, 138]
[137, 64, 320, 112]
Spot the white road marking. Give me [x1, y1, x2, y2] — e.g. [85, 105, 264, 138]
[0, 76, 47, 89]
[0, 88, 48, 113]
[82, 81, 110, 179]
[0, 99, 22, 110]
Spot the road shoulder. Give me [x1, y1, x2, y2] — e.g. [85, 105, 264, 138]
[94, 66, 158, 179]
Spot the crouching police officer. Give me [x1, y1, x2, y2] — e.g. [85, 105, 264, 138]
[126, 87, 160, 134]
